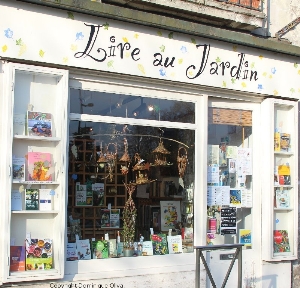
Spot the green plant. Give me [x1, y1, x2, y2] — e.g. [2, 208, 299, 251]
[122, 183, 137, 249]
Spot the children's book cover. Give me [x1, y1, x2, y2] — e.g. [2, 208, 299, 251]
[76, 239, 91, 260]
[92, 182, 104, 206]
[25, 238, 53, 270]
[160, 201, 181, 231]
[27, 152, 53, 181]
[275, 189, 290, 208]
[91, 240, 109, 259]
[39, 189, 53, 211]
[280, 133, 290, 152]
[75, 183, 88, 206]
[142, 241, 153, 256]
[12, 157, 25, 181]
[10, 246, 25, 271]
[239, 229, 252, 247]
[150, 234, 169, 255]
[167, 235, 183, 254]
[66, 243, 78, 261]
[110, 209, 120, 228]
[274, 131, 280, 151]
[25, 189, 39, 210]
[100, 209, 111, 228]
[27, 111, 52, 137]
[273, 230, 290, 254]
[230, 189, 242, 207]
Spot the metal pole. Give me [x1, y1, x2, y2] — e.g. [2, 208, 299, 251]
[195, 248, 200, 288]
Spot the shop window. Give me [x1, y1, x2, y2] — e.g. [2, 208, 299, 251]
[67, 88, 195, 257]
[207, 107, 253, 248]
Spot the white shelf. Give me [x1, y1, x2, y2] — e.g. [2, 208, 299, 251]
[11, 210, 59, 214]
[12, 181, 59, 185]
[13, 135, 61, 142]
[274, 151, 294, 156]
[274, 185, 293, 188]
[274, 208, 293, 211]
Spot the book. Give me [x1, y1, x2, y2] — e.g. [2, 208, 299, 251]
[12, 157, 25, 181]
[160, 201, 181, 231]
[11, 190, 22, 211]
[273, 230, 290, 254]
[39, 189, 53, 211]
[25, 189, 39, 210]
[25, 238, 53, 270]
[27, 111, 52, 137]
[275, 189, 290, 208]
[76, 239, 91, 260]
[107, 239, 117, 257]
[27, 152, 53, 181]
[274, 131, 280, 151]
[167, 235, 183, 254]
[92, 183, 104, 206]
[13, 113, 26, 135]
[142, 241, 153, 256]
[110, 209, 120, 228]
[100, 209, 111, 228]
[66, 243, 78, 261]
[239, 229, 252, 246]
[10, 246, 25, 271]
[91, 240, 109, 259]
[280, 133, 290, 152]
[230, 189, 242, 207]
[75, 183, 93, 206]
[150, 234, 169, 255]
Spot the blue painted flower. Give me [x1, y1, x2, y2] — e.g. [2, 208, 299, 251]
[257, 84, 263, 90]
[271, 67, 276, 74]
[4, 28, 13, 39]
[75, 32, 84, 41]
[159, 68, 166, 77]
[72, 174, 78, 180]
[180, 46, 187, 53]
[276, 219, 279, 224]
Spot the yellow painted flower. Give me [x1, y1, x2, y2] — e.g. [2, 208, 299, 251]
[298, 88, 300, 93]
[178, 58, 183, 64]
[125, 52, 130, 58]
[2, 45, 7, 52]
[298, 70, 300, 75]
[222, 81, 226, 87]
[123, 37, 129, 43]
[273, 90, 278, 96]
[63, 57, 68, 63]
[188, 71, 193, 77]
[18, 44, 27, 56]
[262, 72, 267, 77]
[134, 33, 139, 39]
[232, 45, 237, 52]
[170, 72, 175, 77]
[241, 82, 247, 88]
[259, 55, 264, 60]
[70, 44, 77, 51]
[269, 75, 272, 79]
[137, 64, 145, 75]
[39, 50, 45, 57]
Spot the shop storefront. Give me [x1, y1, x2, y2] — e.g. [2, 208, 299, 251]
[0, 1, 299, 287]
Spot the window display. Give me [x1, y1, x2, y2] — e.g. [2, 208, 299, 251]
[67, 88, 195, 257]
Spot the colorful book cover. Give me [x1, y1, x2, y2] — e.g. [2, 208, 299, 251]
[142, 241, 153, 256]
[13, 113, 26, 136]
[274, 131, 281, 151]
[167, 235, 183, 254]
[230, 189, 242, 207]
[12, 157, 25, 181]
[25, 189, 39, 210]
[39, 189, 53, 211]
[160, 201, 181, 231]
[11, 190, 22, 211]
[10, 246, 25, 271]
[75, 183, 88, 206]
[275, 189, 290, 208]
[27, 152, 53, 181]
[27, 111, 52, 137]
[239, 229, 252, 246]
[150, 234, 169, 255]
[273, 230, 290, 254]
[92, 183, 104, 206]
[110, 209, 120, 228]
[66, 243, 78, 261]
[25, 238, 53, 270]
[280, 133, 290, 152]
[91, 240, 109, 259]
[76, 239, 91, 260]
[100, 209, 111, 228]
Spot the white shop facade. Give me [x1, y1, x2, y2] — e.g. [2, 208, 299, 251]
[0, 1, 299, 287]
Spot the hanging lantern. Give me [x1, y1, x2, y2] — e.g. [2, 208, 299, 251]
[151, 138, 172, 166]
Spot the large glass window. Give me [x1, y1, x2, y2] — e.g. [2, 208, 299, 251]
[67, 87, 195, 257]
[207, 107, 253, 248]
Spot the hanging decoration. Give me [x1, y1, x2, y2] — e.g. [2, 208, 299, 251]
[150, 138, 172, 166]
[105, 143, 117, 182]
[177, 147, 188, 178]
[119, 138, 131, 175]
[132, 153, 155, 185]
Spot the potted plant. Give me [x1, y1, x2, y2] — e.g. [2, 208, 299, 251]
[122, 183, 137, 256]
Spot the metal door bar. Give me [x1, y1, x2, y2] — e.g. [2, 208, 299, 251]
[195, 244, 244, 288]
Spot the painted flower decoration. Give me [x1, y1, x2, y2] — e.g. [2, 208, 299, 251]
[180, 46, 187, 53]
[257, 84, 263, 90]
[4, 28, 13, 39]
[159, 68, 166, 77]
[271, 67, 277, 74]
[75, 32, 84, 41]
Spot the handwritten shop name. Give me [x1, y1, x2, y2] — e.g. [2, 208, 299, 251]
[75, 24, 258, 81]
